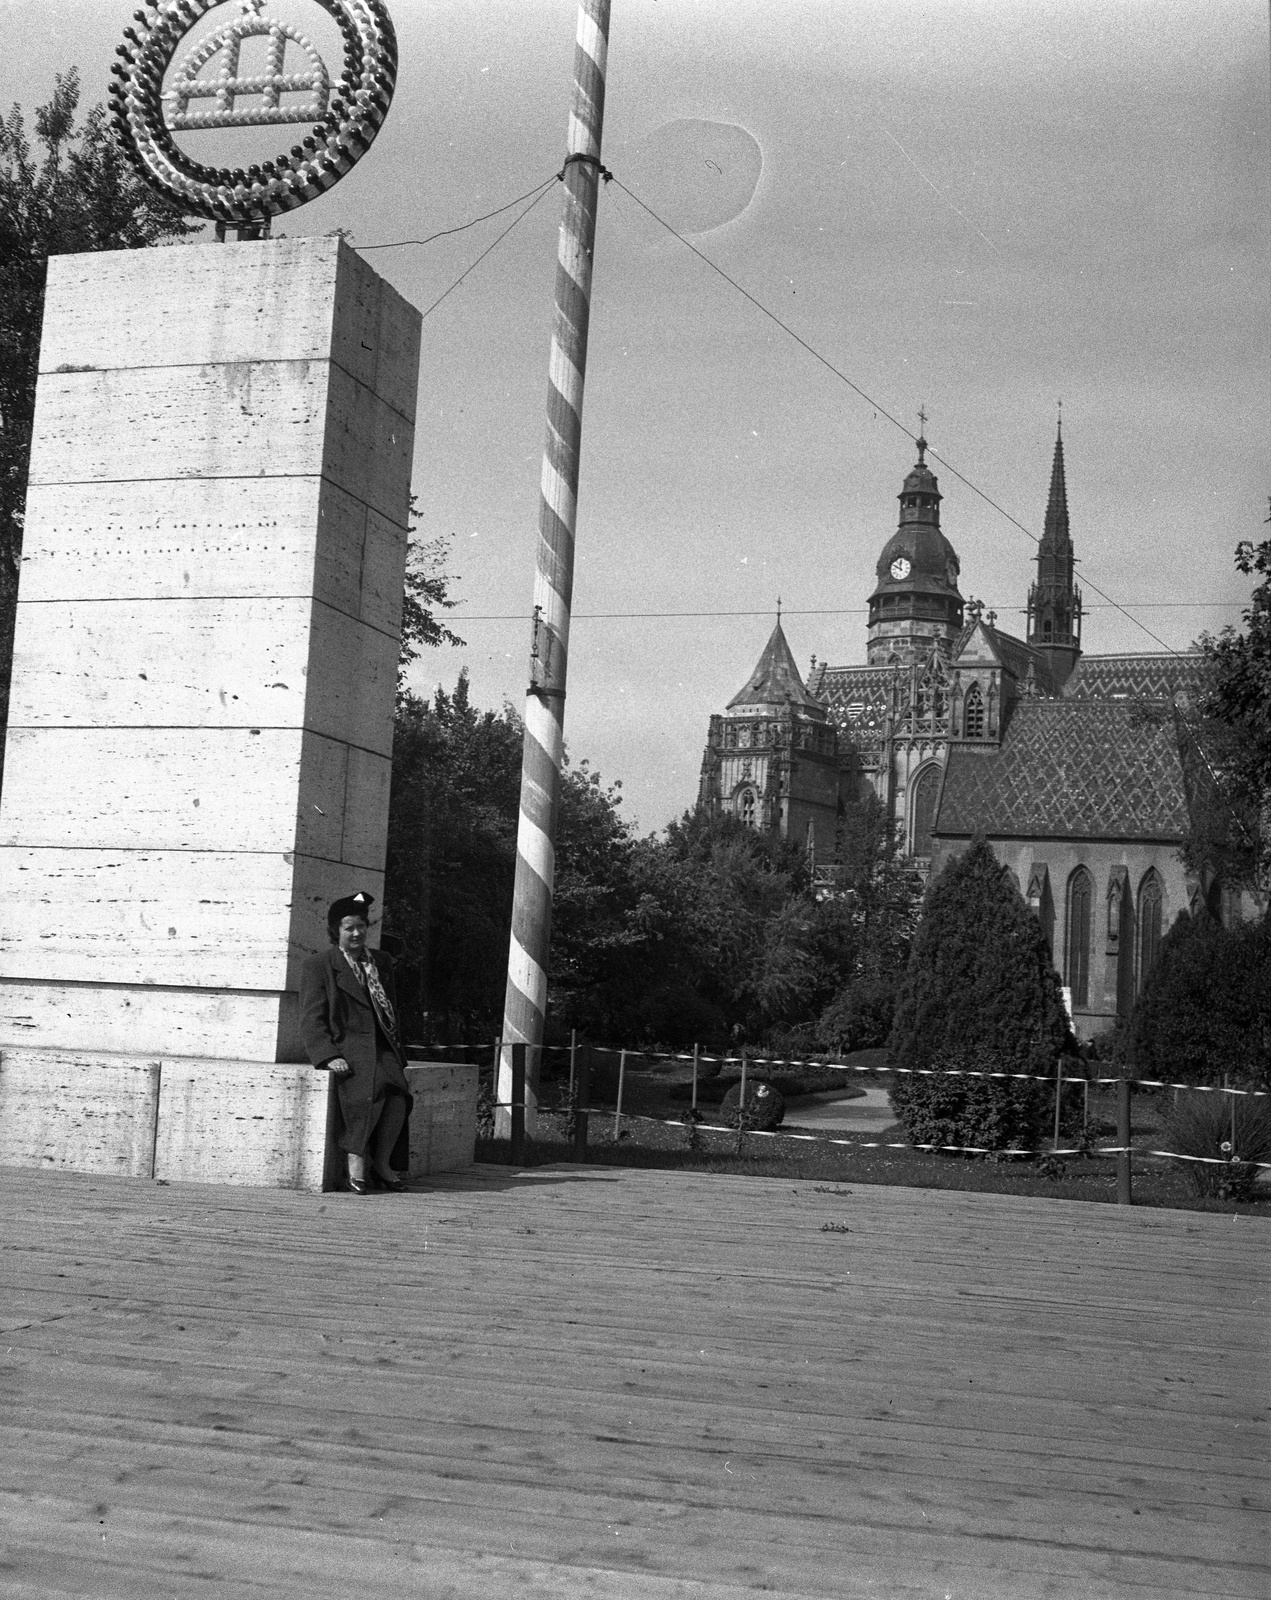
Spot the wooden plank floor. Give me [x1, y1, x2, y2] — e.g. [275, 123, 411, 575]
[1, 1164, 1267, 1599]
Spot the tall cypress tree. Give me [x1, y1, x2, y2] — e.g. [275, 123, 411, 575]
[888, 839, 1071, 1151]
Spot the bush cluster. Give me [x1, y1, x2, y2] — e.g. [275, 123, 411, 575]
[888, 1048, 1050, 1154]
[720, 1079, 785, 1131]
[1163, 1089, 1271, 1201]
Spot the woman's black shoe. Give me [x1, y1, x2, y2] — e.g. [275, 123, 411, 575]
[372, 1170, 407, 1192]
[347, 1175, 371, 1195]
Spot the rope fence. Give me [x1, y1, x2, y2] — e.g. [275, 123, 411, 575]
[405, 1038, 1270, 1100]
[412, 1035, 1271, 1196]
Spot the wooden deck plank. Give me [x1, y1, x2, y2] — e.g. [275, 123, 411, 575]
[0, 1165, 1266, 1599]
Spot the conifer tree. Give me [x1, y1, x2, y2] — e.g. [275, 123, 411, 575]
[1129, 910, 1270, 1089]
[887, 839, 1071, 1151]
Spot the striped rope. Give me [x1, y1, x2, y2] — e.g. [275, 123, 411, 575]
[498, 0, 611, 1136]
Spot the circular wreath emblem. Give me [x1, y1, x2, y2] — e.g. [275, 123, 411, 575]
[109, 0, 398, 226]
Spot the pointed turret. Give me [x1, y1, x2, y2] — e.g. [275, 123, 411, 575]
[1026, 416, 1083, 687]
[727, 618, 822, 712]
[698, 615, 840, 853]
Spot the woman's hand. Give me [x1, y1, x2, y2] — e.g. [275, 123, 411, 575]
[327, 1057, 353, 1078]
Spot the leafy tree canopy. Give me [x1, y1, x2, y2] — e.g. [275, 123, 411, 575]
[383, 677, 921, 1052]
[1187, 526, 1271, 891]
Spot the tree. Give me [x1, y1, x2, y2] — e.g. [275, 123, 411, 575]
[383, 673, 636, 1045]
[383, 673, 523, 1041]
[397, 501, 463, 684]
[1129, 910, 1270, 1090]
[887, 838, 1071, 1152]
[1185, 525, 1271, 892]
[0, 71, 196, 780]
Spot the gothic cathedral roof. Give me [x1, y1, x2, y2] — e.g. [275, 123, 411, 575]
[727, 618, 825, 714]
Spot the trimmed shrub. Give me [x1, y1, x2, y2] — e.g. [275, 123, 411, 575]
[1162, 1088, 1271, 1200]
[1130, 912, 1271, 1089]
[888, 1046, 1050, 1154]
[887, 840, 1070, 1152]
[720, 1079, 785, 1130]
[890, 840, 1070, 1075]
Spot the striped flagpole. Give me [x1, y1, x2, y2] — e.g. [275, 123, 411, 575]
[497, 0, 611, 1137]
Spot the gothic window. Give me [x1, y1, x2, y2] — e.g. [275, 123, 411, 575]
[963, 682, 985, 738]
[1137, 871, 1163, 990]
[910, 765, 940, 857]
[1066, 868, 1093, 1008]
[738, 788, 757, 829]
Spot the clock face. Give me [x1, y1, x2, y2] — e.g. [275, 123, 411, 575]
[890, 557, 912, 581]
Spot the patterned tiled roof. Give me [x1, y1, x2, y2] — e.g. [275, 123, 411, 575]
[813, 664, 892, 730]
[1062, 652, 1203, 703]
[933, 700, 1192, 841]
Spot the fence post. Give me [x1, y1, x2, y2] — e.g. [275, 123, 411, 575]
[573, 1043, 590, 1161]
[510, 1042, 526, 1166]
[691, 1042, 699, 1112]
[613, 1048, 627, 1140]
[1116, 1070, 1132, 1205]
[569, 1028, 577, 1097]
[1052, 1065, 1064, 1151]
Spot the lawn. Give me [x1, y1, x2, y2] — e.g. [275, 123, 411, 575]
[476, 1048, 1271, 1218]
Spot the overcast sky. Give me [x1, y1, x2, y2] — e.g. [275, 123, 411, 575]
[4, 0, 1269, 831]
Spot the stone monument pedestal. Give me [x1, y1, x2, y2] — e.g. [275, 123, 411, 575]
[0, 237, 473, 1187]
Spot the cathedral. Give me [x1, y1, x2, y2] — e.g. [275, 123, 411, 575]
[697, 424, 1223, 1040]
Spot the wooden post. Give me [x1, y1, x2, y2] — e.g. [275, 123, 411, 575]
[510, 1042, 526, 1167]
[573, 1044, 590, 1161]
[613, 1048, 626, 1140]
[569, 1028, 577, 1097]
[1116, 1072, 1132, 1206]
[1052, 1065, 1064, 1151]
[499, 0, 612, 1134]
[691, 1043, 699, 1111]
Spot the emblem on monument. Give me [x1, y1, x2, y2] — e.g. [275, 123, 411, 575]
[110, 0, 397, 233]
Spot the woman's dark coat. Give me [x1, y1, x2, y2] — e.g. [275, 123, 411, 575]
[299, 945, 412, 1165]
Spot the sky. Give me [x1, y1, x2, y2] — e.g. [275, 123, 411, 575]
[3, 0, 1269, 832]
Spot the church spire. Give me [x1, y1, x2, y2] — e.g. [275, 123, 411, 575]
[1042, 409, 1069, 552]
[1026, 411, 1082, 687]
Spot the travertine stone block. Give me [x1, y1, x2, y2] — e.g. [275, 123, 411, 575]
[0, 982, 291, 1061]
[0, 1048, 161, 1177]
[406, 1062, 479, 1178]
[0, 237, 420, 1189]
[153, 1057, 331, 1190]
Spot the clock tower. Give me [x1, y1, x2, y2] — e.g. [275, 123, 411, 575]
[866, 431, 965, 665]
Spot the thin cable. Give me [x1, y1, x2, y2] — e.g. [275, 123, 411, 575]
[441, 602, 1236, 624]
[416, 180, 558, 324]
[610, 177, 1190, 660]
[355, 175, 560, 253]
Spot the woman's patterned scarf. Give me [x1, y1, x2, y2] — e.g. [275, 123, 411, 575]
[344, 951, 401, 1050]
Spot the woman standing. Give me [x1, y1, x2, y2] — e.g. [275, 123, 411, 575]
[300, 891, 412, 1194]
